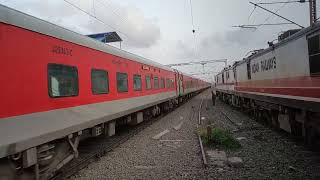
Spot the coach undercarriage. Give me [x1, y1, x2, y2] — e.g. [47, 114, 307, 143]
[217, 91, 320, 150]
[0, 91, 204, 180]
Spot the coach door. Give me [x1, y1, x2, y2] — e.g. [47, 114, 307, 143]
[174, 70, 179, 95]
[178, 73, 184, 96]
[307, 32, 320, 76]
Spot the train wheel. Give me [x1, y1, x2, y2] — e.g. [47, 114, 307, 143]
[0, 159, 17, 180]
[290, 121, 303, 137]
[0, 157, 35, 180]
[252, 109, 258, 121]
[254, 109, 262, 122]
[263, 110, 272, 127]
[270, 110, 280, 129]
[0, 159, 35, 180]
[287, 110, 302, 137]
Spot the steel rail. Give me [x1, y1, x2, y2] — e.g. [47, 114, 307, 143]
[197, 93, 208, 167]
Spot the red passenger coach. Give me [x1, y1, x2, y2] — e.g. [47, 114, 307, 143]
[0, 23, 177, 118]
[0, 5, 209, 179]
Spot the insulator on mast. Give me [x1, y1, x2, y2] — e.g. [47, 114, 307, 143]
[309, 0, 317, 25]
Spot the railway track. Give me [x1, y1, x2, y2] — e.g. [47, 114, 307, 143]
[210, 101, 272, 133]
[201, 98, 320, 179]
[51, 113, 165, 180]
[50, 92, 205, 180]
[197, 95, 207, 167]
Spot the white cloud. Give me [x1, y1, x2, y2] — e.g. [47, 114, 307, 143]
[0, 0, 160, 48]
[87, 1, 160, 48]
[0, 0, 311, 82]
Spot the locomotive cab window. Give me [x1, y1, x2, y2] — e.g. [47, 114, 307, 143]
[91, 69, 109, 94]
[133, 74, 142, 91]
[308, 34, 320, 76]
[146, 75, 152, 90]
[117, 72, 128, 92]
[48, 64, 78, 98]
[154, 76, 159, 89]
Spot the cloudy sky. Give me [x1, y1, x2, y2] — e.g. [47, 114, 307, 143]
[0, 0, 317, 82]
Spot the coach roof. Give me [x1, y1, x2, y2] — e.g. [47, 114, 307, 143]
[0, 4, 174, 72]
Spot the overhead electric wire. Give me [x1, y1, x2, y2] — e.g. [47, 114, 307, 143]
[260, 0, 289, 26]
[189, 0, 195, 31]
[250, 1, 304, 28]
[95, 0, 131, 28]
[238, 0, 305, 30]
[188, 0, 199, 62]
[247, 0, 264, 29]
[92, 0, 171, 58]
[233, 22, 293, 28]
[256, 0, 309, 5]
[63, 0, 131, 41]
[248, 6, 257, 20]
[256, 22, 293, 25]
[248, 0, 265, 21]
[232, 25, 257, 29]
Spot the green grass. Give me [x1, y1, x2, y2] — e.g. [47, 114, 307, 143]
[198, 127, 241, 150]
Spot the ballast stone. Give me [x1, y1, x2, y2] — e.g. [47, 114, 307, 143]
[227, 157, 243, 167]
[207, 150, 227, 167]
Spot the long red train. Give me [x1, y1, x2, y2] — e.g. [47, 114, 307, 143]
[0, 5, 209, 179]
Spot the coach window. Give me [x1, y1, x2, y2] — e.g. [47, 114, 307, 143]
[154, 76, 159, 89]
[308, 34, 320, 76]
[160, 78, 165, 88]
[133, 74, 142, 91]
[166, 79, 170, 88]
[117, 72, 128, 92]
[171, 79, 174, 88]
[48, 64, 78, 98]
[91, 69, 109, 94]
[146, 75, 152, 90]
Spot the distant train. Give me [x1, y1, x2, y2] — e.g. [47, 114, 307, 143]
[215, 22, 320, 148]
[0, 5, 209, 180]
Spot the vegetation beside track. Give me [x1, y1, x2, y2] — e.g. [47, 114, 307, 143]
[198, 127, 241, 150]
